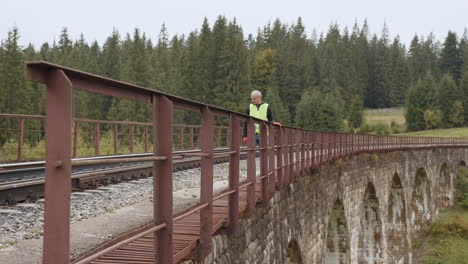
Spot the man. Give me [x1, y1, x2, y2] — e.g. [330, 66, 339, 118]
[243, 90, 273, 145]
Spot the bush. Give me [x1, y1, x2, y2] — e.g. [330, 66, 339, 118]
[390, 120, 400, 133]
[430, 215, 468, 237]
[456, 166, 468, 208]
[357, 122, 390, 135]
[424, 109, 442, 129]
[458, 193, 468, 209]
[374, 123, 390, 135]
[358, 122, 373, 134]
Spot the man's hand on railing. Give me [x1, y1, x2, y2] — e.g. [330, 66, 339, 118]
[243, 137, 248, 143]
[273, 121, 282, 126]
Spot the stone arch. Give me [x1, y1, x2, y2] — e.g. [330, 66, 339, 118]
[411, 168, 432, 230]
[386, 173, 409, 264]
[325, 200, 350, 264]
[285, 239, 303, 264]
[437, 163, 451, 208]
[358, 182, 383, 264]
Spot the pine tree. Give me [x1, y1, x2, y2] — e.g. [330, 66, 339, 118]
[251, 48, 291, 124]
[295, 90, 343, 131]
[461, 29, 468, 71]
[283, 18, 307, 121]
[108, 29, 152, 122]
[198, 18, 215, 104]
[0, 27, 28, 144]
[0, 27, 27, 114]
[440, 31, 463, 83]
[372, 25, 392, 107]
[438, 74, 460, 127]
[55, 27, 73, 66]
[348, 96, 364, 128]
[408, 34, 440, 83]
[406, 73, 438, 131]
[180, 31, 202, 101]
[366, 34, 378, 108]
[153, 24, 171, 92]
[101, 30, 122, 80]
[461, 70, 468, 124]
[389, 37, 410, 106]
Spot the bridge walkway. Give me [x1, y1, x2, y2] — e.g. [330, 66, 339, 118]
[75, 183, 262, 264]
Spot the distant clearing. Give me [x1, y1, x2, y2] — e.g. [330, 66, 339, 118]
[364, 107, 406, 126]
[398, 127, 468, 137]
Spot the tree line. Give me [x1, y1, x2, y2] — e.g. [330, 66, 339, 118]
[1, 17, 468, 137]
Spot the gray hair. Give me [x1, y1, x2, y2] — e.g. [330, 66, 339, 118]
[251, 90, 262, 97]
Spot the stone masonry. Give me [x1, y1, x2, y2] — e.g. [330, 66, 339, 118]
[182, 148, 468, 264]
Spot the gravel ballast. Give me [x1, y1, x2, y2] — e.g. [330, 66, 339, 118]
[0, 158, 260, 261]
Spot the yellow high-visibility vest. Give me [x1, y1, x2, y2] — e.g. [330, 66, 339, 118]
[249, 103, 269, 134]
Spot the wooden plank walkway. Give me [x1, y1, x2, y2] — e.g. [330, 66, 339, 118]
[84, 183, 263, 264]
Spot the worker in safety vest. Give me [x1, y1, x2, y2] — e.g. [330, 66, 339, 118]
[243, 90, 280, 145]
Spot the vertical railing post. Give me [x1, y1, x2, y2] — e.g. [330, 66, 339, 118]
[94, 123, 100, 156]
[306, 131, 310, 172]
[17, 118, 24, 161]
[199, 106, 214, 257]
[345, 133, 349, 156]
[152, 95, 173, 264]
[293, 129, 298, 176]
[311, 132, 316, 169]
[283, 129, 289, 184]
[246, 118, 256, 216]
[338, 133, 342, 158]
[319, 132, 323, 166]
[228, 114, 240, 233]
[42, 69, 73, 264]
[260, 122, 269, 204]
[180, 126, 184, 150]
[217, 127, 222, 147]
[144, 125, 149, 153]
[268, 123, 275, 195]
[277, 126, 283, 189]
[301, 129, 305, 175]
[113, 124, 118, 154]
[289, 129, 295, 181]
[296, 129, 300, 176]
[129, 124, 134, 153]
[190, 127, 194, 149]
[73, 120, 79, 158]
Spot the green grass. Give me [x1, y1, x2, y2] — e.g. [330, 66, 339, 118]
[362, 107, 406, 134]
[0, 131, 152, 163]
[398, 127, 468, 138]
[413, 165, 468, 264]
[413, 207, 468, 264]
[364, 107, 406, 127]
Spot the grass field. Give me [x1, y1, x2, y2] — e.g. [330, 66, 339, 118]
[412, 167, 468, 263]
[364, 107, 406, 127]
[398, 127, 468, 137]
[363, 108, 468, 137]
[412, 207, 468, 264]
[362, 107, 406, 134]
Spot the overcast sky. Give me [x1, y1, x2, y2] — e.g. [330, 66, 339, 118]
[2, 0, 467, 48]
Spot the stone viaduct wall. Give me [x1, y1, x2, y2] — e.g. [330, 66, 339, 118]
[182, 148, 468, 264]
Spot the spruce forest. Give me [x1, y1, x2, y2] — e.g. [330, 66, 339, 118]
[1, 17, 468, 137]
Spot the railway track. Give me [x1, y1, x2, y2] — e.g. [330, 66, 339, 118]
[0, 149, 250, 205]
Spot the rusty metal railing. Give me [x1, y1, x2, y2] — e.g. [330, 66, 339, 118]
[0, 113, 228, 163]
[23, 61, 468, 264]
